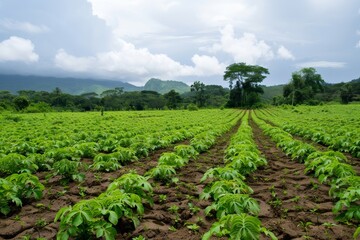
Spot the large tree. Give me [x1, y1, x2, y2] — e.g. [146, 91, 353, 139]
[283, 67, 325, 105]
[224, 62, 269, 107]
[190, 81, 206, 107]
[164, 90, 182, 109]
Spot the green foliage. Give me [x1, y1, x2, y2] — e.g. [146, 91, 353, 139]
[200, 179, 253, 201]
[145, 165, 176, 183]
[187, 103, 198, 111]
[354, 226, 360, 239]
[202, 213, 276, 240]
[158, 152, 187, 168]
[190, 133, 216, 153]
[0, 153, 38, 176]
[283, 67, 325, 105]
[174, 145, 198, 159]
[205, 194, 260, 218]
[90, 160, 121, 172]
[107, 172, 153, 206]
[52, 159, 85, 182]
[224, 62, 269, 108]
[225, 152, 267, 176]
[46, 147, 81, 161]
[200, 167, 245, 182]
[55, 189, 143, 240]
[74, 142, 99, 158]
[305, 151, 355, 183]
[0, 173, 44, 215]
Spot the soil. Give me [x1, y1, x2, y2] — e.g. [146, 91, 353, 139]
[0, 141, 189, 240]
[248, 114, 357, 240]
[0, 112, 358, 240]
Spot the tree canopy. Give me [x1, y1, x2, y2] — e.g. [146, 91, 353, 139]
[283, 67, 325, 105]
[224, 62, 269, 107]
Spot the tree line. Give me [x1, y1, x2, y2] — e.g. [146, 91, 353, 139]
[0, 85, 230, 113]
[1, 62, 358, 113]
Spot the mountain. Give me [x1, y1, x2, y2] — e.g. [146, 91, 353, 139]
[144, 78, 190, 94]
[0, 74, 191, 95]
[261, 84, 284, 102]
[0, 74, 140, 95]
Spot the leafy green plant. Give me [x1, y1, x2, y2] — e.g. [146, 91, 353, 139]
[132, 235, 146, 240]
[354, 226, 360, 240]
[107, 172, 153, 206]
[205, 194, 260, 218]
[202, 213, 277, 240]
[174, 145, 199, 159]
[0, 153, 38, 176]
[90, 159, 121, 172]
[52, 159, 85, 182]
[200, 167, 245, 182]
[188, 203, 200, 215]
[45, 147, 82, 161]
[0, 173, 44, 215]
[55, 189, 144, 240]
[298, 221, 313, 232]
[145, 165, 176, 183]
[200, 179, 253, 201]
[158, 152, 187, 168]
[168, 205, 180, 214]
[158, 194, 167, 203]
[186, 223, 200, 231]
[73, 142, 99, 158]
[305, 151, 355, 183]
[225, 152, 267, 176]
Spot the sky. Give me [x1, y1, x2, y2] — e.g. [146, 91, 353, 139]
[0, 0, 359, 87]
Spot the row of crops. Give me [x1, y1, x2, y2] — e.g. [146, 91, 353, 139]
[252, 110, 359, 228]
[0, 105, 359, 239]
[200, 112, 277, 239]
[0, 109, 244, 239]
[259, 105, 360, 157]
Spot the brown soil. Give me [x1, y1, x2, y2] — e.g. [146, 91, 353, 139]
[122, 119, 242, 240]
[0, 142, 189, 240]
[259, 115, 360, 174]
[248, 115, 357, 240]
[1, 112, 358, 240]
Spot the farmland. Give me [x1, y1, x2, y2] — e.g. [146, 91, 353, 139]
[0, 106, 359, 240]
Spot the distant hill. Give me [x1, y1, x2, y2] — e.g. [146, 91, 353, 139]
[0, 74, 191, 95]
[0, 74, 140, 95]
[144, 78, 190, 94]
[261, 84, 284, 102]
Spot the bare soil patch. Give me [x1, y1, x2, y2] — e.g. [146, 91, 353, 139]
[248, 116, 356, 240]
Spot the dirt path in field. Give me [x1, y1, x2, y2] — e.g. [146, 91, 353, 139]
[0, 140, 190, 240]
[122, 119, 243, 240]
[248, 114, 356, 240]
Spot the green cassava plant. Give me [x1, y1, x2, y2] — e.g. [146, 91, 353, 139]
[0, 173, 44, 215]
[205, 193, 260, 218]
[202, 213, 277, 240]
[52, 159, 85, 182]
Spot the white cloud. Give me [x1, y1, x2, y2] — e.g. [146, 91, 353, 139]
[191, 54, 226, 75]
[198, 0, 257, 27]
[296, 61, 346, 68]
[0, 19, 48, 33]
[87, 0, 170, 38]
[55, 49, 95, 72]
[356, 41, 360, 48]
[54, 39, 224, 81]
[277, 46, 295, 60]
[209, 25, 274, 64]
[0, 36, 39, 63]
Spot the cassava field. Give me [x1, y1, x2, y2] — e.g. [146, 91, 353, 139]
[0, 105, 359, 240]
